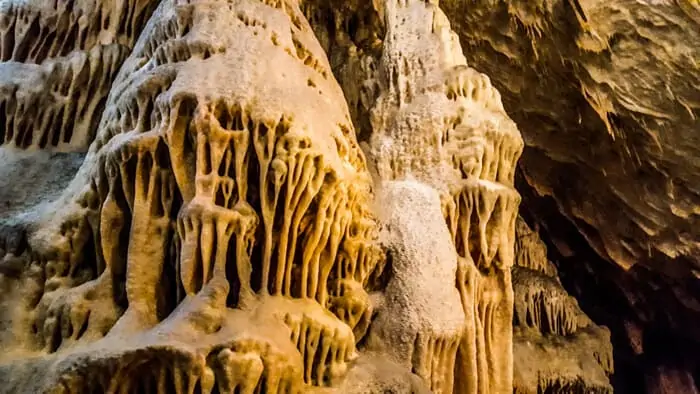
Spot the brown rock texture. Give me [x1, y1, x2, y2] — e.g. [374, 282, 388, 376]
[0, 0, 558, 393]
[9, 0, 695, 391]
[440, 0, 700, 279]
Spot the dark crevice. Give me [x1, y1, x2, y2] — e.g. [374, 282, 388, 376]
[13, 16, 41, 62]
[157, 228, 178, 321]
[225, 236, 241, 307]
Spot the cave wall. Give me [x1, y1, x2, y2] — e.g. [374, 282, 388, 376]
[438, 0, 700, 392]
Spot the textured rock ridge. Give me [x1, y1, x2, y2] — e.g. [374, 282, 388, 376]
[0, 0, 532, 393]
[0, 0, 157, 150]
[0, 0, 158, 365]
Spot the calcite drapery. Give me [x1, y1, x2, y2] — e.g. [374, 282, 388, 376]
[0, 0, 527, 393]
[512, 218, 613, 393]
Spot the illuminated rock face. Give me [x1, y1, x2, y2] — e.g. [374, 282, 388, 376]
[0, 0, 533, 393]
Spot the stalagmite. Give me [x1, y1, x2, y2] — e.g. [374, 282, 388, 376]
[367, 180, 465, 394]
[361, 1, 523, 393]
[0, 0, 532, 392]
[0, 0, 385, 391]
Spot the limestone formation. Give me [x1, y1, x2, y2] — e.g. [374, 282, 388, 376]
[0, 0, 618, 393]
[352, 2, 523, 393]
[512, 217, 613, 393]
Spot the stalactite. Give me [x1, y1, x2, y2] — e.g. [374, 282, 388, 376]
[256, 297, 356, 387]
[328, 279, 372, 342]
[514, 217, 558, 277]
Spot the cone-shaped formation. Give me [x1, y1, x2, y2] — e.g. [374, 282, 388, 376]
[0, 0, 531, 392]
[368, 180, 465, 394]
[0, 0, 385, 391]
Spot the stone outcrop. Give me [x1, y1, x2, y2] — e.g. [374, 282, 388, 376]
[0, 0, 532, 393]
